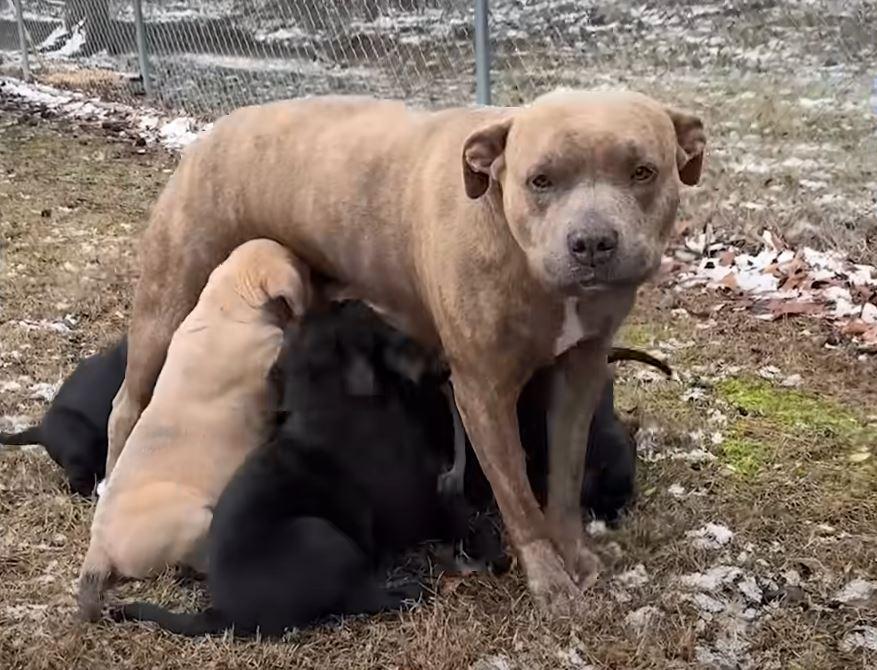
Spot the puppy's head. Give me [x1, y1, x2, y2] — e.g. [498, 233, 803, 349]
[462, 89, 706, 294]
[205, 239, 312, 324]
[42, 419, 104, 497]
[274, 301, 443, 423]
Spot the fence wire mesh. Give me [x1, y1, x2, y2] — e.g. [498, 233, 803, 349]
[1, 1, 875, 122]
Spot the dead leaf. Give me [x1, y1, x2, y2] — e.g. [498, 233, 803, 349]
[840, 320, 871, 336]
[439, 575, 466, 596]
[720, 273, 739, 290]
[673, 219, 696, 240]
[718, 249, 736, 266]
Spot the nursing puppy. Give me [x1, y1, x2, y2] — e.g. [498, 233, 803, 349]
[0, 338, 127, 496]
[114, 302, 467, 636]
[78, 239, 310, 622]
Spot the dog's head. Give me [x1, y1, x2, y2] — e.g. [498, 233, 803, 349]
[462, 89, 705, 294]
[205, 239, 312, 324]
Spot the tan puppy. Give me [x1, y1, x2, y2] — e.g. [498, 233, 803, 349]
[78, 239, 310, 622]
[107, 90, 705, 613]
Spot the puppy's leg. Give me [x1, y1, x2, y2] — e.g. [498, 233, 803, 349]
[451, 371, 581, 614]
[545, 341, 609, 588]
[437, 382, 467, 496]
[78, 542, 113, 622]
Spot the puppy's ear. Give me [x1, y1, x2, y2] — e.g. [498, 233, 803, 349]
[262, 260, 311, 321]
[665, 107, 706, 186]
[462, 117, 513, 199]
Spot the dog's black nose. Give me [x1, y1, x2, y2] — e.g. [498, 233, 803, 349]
[567, 229, 618, 266]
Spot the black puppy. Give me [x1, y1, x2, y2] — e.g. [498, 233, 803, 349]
[0, 338, 127, 496]
[113, 303, 468, 636]
[465, 348, 671, 525]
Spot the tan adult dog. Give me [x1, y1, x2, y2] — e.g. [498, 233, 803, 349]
[106, 90, 705, 613]
[78, 239, 310, 622]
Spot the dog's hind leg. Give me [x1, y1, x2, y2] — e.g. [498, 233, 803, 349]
[78, 543, 113, 622]
[112, 603, 225, 636]
[340, 578, 424, 617]
[0, 425, 43, 447]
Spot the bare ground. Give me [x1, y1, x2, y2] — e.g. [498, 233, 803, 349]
[0, 107, 876, 669]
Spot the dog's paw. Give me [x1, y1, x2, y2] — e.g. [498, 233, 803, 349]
[518, 539, 583, 616]
[568, 542, 602, 589]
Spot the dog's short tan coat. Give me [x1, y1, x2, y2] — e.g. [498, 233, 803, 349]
[78, 239, 310, 621]
[106, 90, 705, 613]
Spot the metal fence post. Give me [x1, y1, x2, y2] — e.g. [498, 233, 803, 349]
[474, 0, 491, 105]
[13, 0, 31, 81]
[133, 0, 152, 96]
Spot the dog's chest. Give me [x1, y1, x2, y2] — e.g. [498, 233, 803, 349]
[553, 297, 586, 356]
[552, 290, 636, 357]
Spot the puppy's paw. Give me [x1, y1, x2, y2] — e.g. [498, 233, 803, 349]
[437, 468, 464, 497]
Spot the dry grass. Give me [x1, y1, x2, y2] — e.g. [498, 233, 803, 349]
[1, 106, 875, 669]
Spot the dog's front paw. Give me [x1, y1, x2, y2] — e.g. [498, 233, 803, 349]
[518, 539, 583, 616]
[566, 541, 603, 589]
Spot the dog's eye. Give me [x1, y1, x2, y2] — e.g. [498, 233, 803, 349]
[632, 165, 657, 182]
[528, 174, 553, 191]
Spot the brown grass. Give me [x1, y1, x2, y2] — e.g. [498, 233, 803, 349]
[1, 107, 875, 669]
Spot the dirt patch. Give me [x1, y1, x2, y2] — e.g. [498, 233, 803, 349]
[1, 108, 876, 669]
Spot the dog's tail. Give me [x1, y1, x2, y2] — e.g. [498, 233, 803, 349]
[78, 543, 113, 622]
[111, 602, 227, 636]
[608, 347, 672, 377]
[0, 425, 43, 447]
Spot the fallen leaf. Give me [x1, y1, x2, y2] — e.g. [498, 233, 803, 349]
[439, 575, 466, 596]
[720, 273, 739, 290]
[718, 249, 736, 266]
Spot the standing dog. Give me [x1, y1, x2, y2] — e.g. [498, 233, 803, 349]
[0, 338, 126, 496]
[78, 240, 310, 622]
[107, 90, 705, 611]
[113, 302, 469, 636]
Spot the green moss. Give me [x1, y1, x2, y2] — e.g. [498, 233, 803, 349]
[719, 435, 766, 477]
[617, 323, 655, 349]
[717, 378, 868, 441]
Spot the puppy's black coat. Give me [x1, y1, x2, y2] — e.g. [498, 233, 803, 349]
[114, 303, 465, 636]
[0, 338, 127, 496]
[465, 347, 668, 525]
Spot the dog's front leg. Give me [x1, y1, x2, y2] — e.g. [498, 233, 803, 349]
[451, 371, 582, 613]
[545, 340, 610, 587]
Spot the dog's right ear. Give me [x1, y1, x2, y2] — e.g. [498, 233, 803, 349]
[462, 117, 513, 199]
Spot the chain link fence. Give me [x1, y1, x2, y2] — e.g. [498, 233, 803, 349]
[1, 1, 875, 119]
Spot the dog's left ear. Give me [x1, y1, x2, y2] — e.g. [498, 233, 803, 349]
[462, 117, 513, 199]
[262, 261, 311, 320]
[665, 107, 706, 186]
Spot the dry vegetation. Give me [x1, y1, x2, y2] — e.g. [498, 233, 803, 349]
[1, 85, 876, 668]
